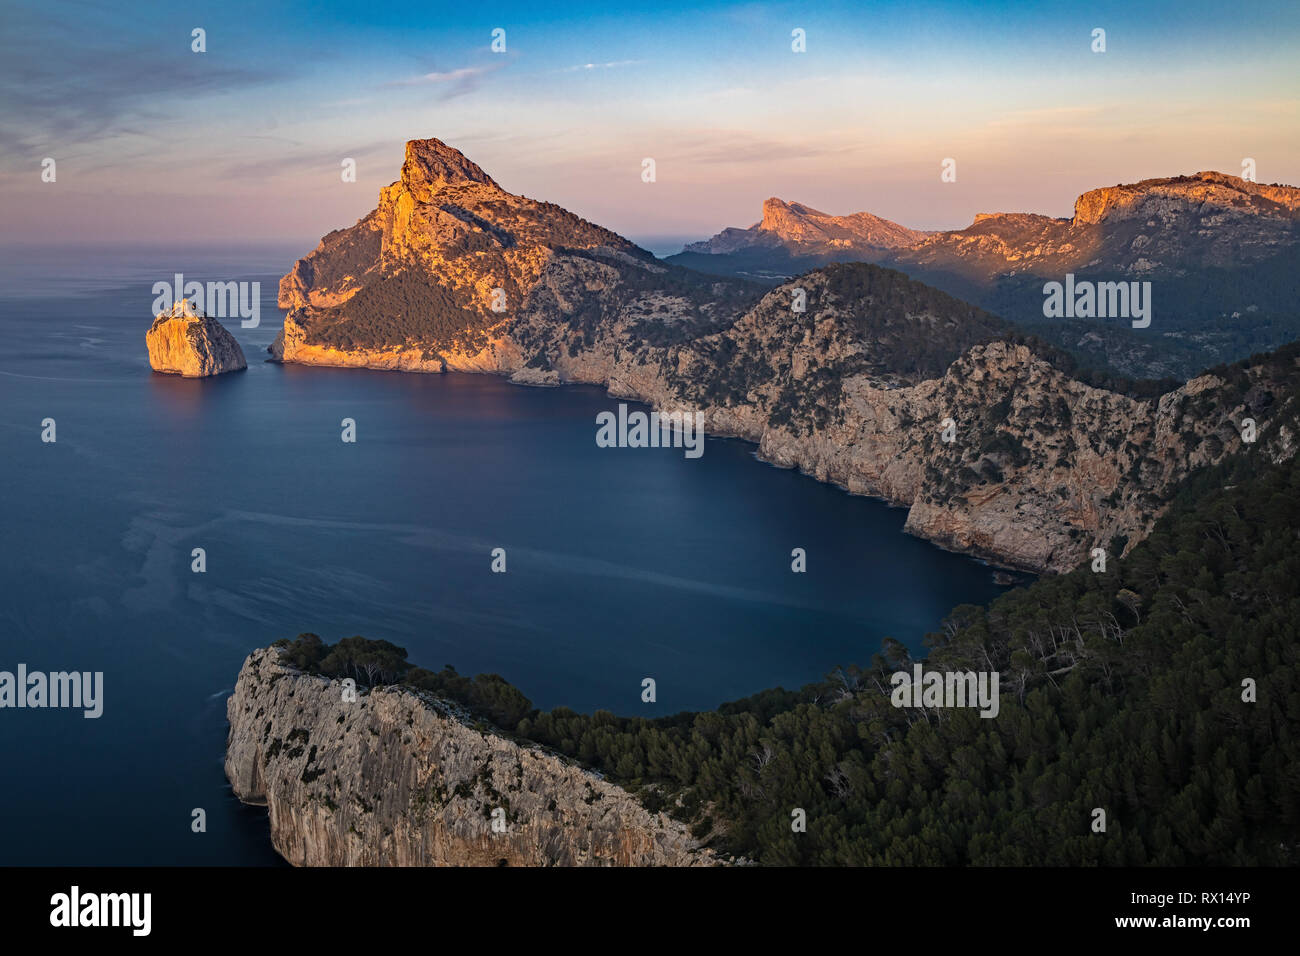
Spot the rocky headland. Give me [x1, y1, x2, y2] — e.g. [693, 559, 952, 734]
[225, 647, 716, 867]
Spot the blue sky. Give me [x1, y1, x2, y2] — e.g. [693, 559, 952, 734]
[2, 0, 1298, 250]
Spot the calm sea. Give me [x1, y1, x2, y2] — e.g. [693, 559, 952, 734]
[0, 244, 1007, 864]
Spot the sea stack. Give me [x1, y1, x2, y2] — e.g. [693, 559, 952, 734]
[146, 299, 247, 377]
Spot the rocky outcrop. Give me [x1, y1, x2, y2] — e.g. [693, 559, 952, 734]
[684, 198, 929, 254]
[273, 139, 1300, 573]
[146, 299, 247, 377]
[225, 647, 716, 867]
[1071, 171, 1300, 228]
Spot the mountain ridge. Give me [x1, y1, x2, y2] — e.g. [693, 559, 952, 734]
[273, 138, 1300, 573]
[686, 170, 1300, 256]
[671, 171, 1300, 379]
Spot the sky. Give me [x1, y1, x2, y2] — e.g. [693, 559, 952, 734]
[2, 0, 1298, 253]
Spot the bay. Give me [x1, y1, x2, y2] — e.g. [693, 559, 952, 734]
[0, 246, 1007, 864]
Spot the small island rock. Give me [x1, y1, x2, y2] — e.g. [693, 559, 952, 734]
[146, 299, 247, 377]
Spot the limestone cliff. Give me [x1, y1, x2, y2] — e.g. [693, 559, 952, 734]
[636, 268, 1300, 572]
[270, 137, 716, 378]
[146, 299, 247, 377]
[1071, 171, 1300, 228]
[903, 171, 1300, 280]
[225, 647, 716, 867]
[274, 139, 1300, 573]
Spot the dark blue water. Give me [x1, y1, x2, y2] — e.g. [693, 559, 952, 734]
[0, 245, 1007, 864]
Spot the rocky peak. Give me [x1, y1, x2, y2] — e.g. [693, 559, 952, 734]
[758, 196, 804, 229]
[166, 297, 201, 319]
[278, 135, 644, 321]
[400, 137, 500, 200]
[749, 197, 926, 249]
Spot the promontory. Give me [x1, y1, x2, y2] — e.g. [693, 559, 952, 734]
[224, 646, 716, 866]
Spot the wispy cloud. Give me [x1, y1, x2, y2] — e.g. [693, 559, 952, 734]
[560, 59, 643, 73]
[393, 66, 490, 85]
[680, 131, 862, 165]
[0, 4, 286, 164]
[216, 140, 397, 183]
[386, 61, 509, 99]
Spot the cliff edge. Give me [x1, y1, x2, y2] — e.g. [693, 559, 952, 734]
[225, 647, 716, 866]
